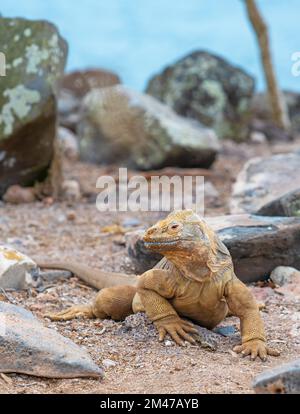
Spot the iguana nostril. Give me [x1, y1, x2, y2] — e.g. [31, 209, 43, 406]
[147, 226, 158, 235]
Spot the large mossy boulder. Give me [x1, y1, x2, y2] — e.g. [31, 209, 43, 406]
[0, 18, 68, 197]
[77, 85, 220, 170]
[146, 51, 255, 140]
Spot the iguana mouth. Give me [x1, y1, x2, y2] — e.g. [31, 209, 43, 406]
[144, 238, 181, 246]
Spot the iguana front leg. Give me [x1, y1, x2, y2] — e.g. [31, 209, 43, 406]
[137, 269, 198, 346]
[225, 276, 280, 361]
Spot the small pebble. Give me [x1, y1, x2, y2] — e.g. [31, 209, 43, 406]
[102, 359, 118, 368]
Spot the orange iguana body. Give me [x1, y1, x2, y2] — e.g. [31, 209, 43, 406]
[39, 210, 279, 361]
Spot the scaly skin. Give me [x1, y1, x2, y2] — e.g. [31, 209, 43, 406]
[40, 210, 279, 361]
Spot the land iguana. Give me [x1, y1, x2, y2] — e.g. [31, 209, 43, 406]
[38, 210, 280, 361]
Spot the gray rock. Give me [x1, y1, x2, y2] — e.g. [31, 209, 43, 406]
[249, 131, 267, 144]
[0, 18, 68, 197]
[0, 302, 102, 378]
[270, 266, 300, 287]
[57, 89, 81, 131]
[58, 69, 121, 131]
[127, 215, 300, 283]
[57, 126, 79, 160]
[77, 85, 220, 170]
[39, 269, 72, 282]
[116, 312, 158, 342]
[256, 188, 300, 217]
[194, 325, 220, 351]
[253, 359, 300, 394]
[102, 359, 118, 368]
[0, 245, 40, 289]
[231, 153, 300, 214]
[146, 51, 255, 139]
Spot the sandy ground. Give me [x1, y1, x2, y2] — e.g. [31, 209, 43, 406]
[0, 138, 300, 394]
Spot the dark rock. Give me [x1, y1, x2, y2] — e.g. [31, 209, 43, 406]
[209, 215, 300, 283]
[126, 230, 162, 274]
[77, 85, 220, 170]
[256, 188, 300, 217]
[58, 69, 121, 130]
[127, 215, 300, 283]
[253, 359, 300, 394]
[251, 91, 300, 133]
[3, 185, 36, 204]
[231, 153, 300, 214]
[0, 18, 68, 197]
[61, 69, 121, 98]
[146, 50, 255, 139]
[0, 302, 102, 378]
[250, 118, 293, 142]
[39, 269, 72, 282]
[194, 325, 220, 351]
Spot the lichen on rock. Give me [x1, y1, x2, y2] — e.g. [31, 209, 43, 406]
[0, 17, 68, 197]
[146, 51, 255, 140]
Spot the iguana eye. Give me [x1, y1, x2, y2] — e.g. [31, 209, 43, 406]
[169, 222, 180, 231]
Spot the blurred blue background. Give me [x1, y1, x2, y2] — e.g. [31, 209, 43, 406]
[1, 0, 299, 91]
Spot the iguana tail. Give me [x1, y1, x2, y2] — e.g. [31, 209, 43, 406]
[36, 260, 138, 290]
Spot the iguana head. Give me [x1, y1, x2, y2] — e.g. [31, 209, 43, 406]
[143, 210, 232, 281]
[144, 210, 211, 251]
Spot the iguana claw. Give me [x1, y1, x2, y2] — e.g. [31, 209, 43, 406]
[154, 316, 198, 346]
[233, 339, 280, 361]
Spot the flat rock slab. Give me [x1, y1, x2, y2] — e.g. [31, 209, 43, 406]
[126, 215, 300, 283]
[253, 359, 300, 394]
[230, 153, 300, 214]
[0, 245, 39, 289]
[0, 302, 102, 379]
